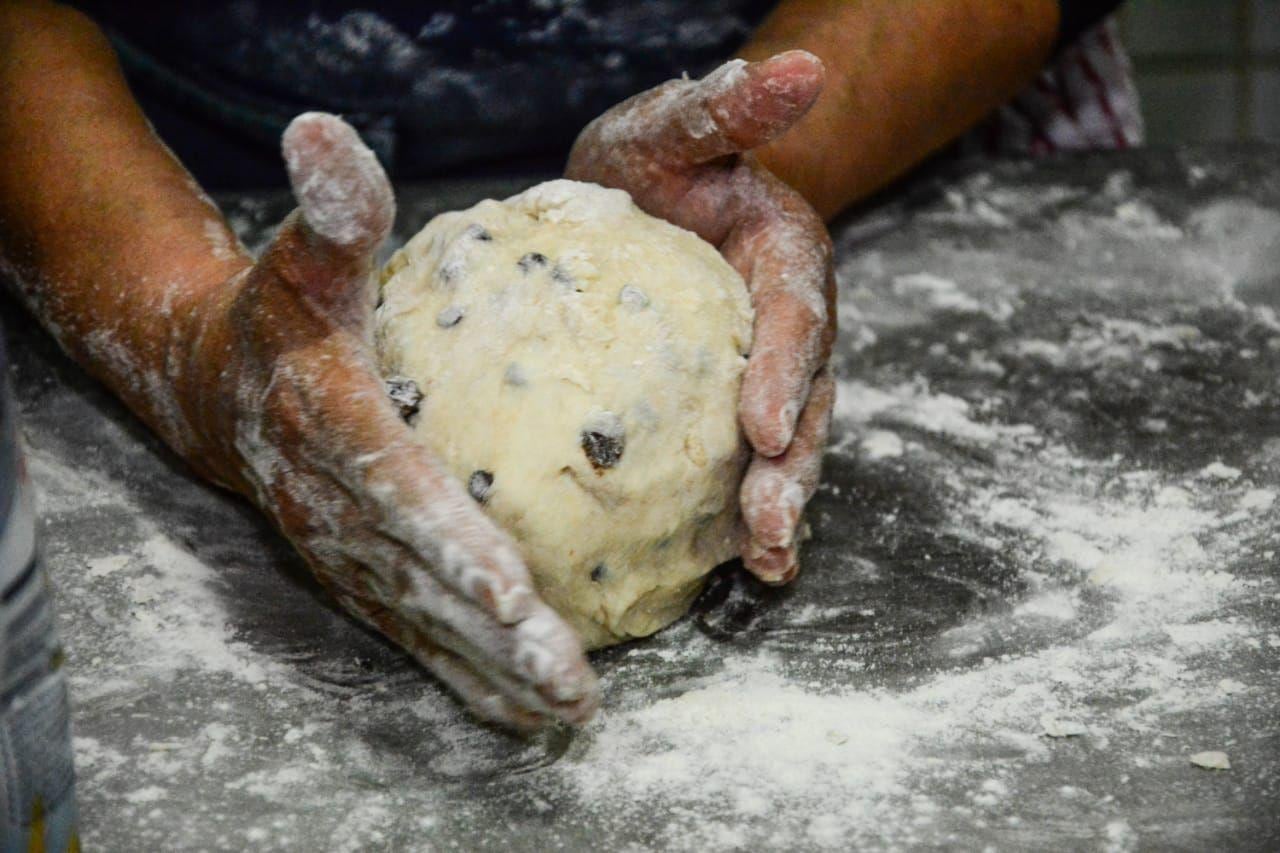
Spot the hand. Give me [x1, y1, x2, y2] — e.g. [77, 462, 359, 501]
[185, 114, 598, 730]
[567, 52, 837, 584]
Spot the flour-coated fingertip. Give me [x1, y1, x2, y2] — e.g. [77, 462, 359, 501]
[560, 689, 601, 727]
[745, 425, 791, 460]
[547, 654, 601, 705]
[744, 542, 799, 585]
[538, 668, 600, 726]
[490, 580, 535, 625]
[472, 693, 550, 733]
[281, 111, 394, 250]
[757, 50, 826, 108]
[282, 112, 356, 173]
[744, 395, 800, 458]
[764, 50, 825, 82]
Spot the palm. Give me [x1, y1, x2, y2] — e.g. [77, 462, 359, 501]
[568, 53, 838, 583]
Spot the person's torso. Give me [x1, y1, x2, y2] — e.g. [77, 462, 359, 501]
[73, 1, 777, 187]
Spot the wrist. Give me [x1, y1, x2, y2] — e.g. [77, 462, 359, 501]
[20, 248, 250, 476]
[157, 262, 257, 488]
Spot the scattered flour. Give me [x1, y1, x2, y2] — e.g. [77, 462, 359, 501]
[28, 447, 281, 690]
[557, 378, 1269, 849]
[834, 378, 1035, 448]
[20, 159, 1278, 849]
[860, 429, 905, 460]
[1112, 200, 1183, 240]
[1200, 461, 1242, 482]
[86, 553, 131, 579]
[124, 786, 167, 805]
[891, 272, 984, 315]
[1240, 488, 1276, 511]
[1041, 715, 1088, 738]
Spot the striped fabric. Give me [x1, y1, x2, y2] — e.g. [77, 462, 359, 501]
[964, 18, 1145, 156]
[0, 350, 79, 853]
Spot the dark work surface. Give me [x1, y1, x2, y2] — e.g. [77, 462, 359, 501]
[4, 145, 1280, 851]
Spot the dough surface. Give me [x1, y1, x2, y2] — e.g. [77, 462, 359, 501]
[375, 180, 753, 648]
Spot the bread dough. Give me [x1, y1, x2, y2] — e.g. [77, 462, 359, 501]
[375, 180, 753, 648]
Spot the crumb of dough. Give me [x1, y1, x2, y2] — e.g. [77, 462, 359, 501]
[1040, 714, 1088, 738]
[1189, 751, 1231, 770]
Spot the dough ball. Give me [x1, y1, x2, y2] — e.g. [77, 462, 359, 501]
[375, 179, 753, 648]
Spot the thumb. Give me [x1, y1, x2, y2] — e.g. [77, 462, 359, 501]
[283, 112, 394, 255]
[652, 50, 825, 167]
[258, 113, 395, 333]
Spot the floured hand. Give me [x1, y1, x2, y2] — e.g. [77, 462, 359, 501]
[187, 114, 598, 730]
[567, 52, 837, 584]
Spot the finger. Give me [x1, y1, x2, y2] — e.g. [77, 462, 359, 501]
[389, 561, 599, 715]
[649, 50, 825, 167]
[377, 582, 600, 725]
[729, 187, 834, 457]
[262, 113, 395, 332]
[317, 481, 601, 722]
[421, 643, 555, 732]
[743, 541, 799, 586]
[336, 592, 562, 731]
[347, 444, 599, 709]
[300, 431, 599, 722]
[357, 438, 547, 627]
[282, 112, 394, 255]
[424, 612, 600, 725]
[740, 366, 834, 583]
[262, 385, 594, 724]
[415, 587, 600, 714]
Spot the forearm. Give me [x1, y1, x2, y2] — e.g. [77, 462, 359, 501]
[0, 2, 250, 450]
[739, 0, 1060, 218]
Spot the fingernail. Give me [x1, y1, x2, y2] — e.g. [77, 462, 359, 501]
[749, 398, 800, 457]
[771, 50, 825, 76]
[490, 581, 533, 625]
[549, 665, 597, 705]
[749, 544, 798, 584]
[515, 640, 557, 686]
[750, 515, 794, 551]
[551, 672, 601, 724]
[760, 52, 826, 106]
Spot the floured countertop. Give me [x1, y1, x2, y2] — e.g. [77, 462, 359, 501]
[4, 145, 1280, 851]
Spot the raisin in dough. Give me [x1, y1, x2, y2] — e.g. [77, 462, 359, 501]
[375, 180, 753, 648]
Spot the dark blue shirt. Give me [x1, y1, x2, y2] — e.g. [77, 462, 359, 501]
[74, 2, 776, 187]
[71, 1, 1122, 189]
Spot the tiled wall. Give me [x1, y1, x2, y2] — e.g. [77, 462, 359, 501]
[1119, 0, 1279, 143]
